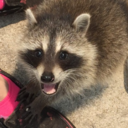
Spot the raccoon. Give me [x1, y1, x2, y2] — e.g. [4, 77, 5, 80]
[8, 0, 128, 124]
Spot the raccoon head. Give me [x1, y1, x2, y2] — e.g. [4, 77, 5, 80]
[19, 9, 97, 96]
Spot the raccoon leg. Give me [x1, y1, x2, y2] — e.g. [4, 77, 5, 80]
[124, 57, 128, 93]
[16, 79, 41, 106]
[17, 93, 47, 125]
[14, 79, 49, 126]
[4, 95, 44, 128]
[4, 92, 45, 128]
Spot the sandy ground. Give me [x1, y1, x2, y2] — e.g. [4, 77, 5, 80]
[0, 12, 128, 128]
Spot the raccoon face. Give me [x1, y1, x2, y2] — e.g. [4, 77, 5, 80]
[19, 9, 97, 96]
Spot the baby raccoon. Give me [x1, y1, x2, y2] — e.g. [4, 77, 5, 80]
[20, 0, 128, 93]
[11, 0, 128, 123]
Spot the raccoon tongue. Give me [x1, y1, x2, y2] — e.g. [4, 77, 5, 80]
[43, 84, 56, 94]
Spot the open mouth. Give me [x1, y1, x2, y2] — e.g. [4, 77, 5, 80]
[41, 82, 60, 95]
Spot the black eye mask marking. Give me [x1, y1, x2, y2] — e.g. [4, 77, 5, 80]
[20, 49, 44, 68]
[57, 51, 83, 70]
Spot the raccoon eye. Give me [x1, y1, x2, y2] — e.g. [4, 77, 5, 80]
[34, 49, 43, 57]
[59, 51, 68, 60]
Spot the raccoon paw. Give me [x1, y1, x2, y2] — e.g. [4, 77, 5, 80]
[16, 87, 34, 105]
[16, 80, 41, 105]
[19, 94, 45, 124]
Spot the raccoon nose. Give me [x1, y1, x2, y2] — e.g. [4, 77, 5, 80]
[41, 72, 54, 83]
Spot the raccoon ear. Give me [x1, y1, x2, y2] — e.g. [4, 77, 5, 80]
[26, 8, 37, 25]
[73, 13, 91, 34]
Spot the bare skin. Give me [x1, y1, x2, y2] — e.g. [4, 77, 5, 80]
[0, 75, 8, 101]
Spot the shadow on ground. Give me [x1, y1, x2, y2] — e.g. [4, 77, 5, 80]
[0, 12, 25, 28]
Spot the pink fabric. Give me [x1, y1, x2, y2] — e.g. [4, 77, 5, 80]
[0, 0, 5, 10]
[0, 74, 20, 119]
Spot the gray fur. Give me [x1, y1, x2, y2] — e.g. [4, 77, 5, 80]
[22, 0, 128, 100]
[22, 0, 128, 88]
[6, 0, 128, 126]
